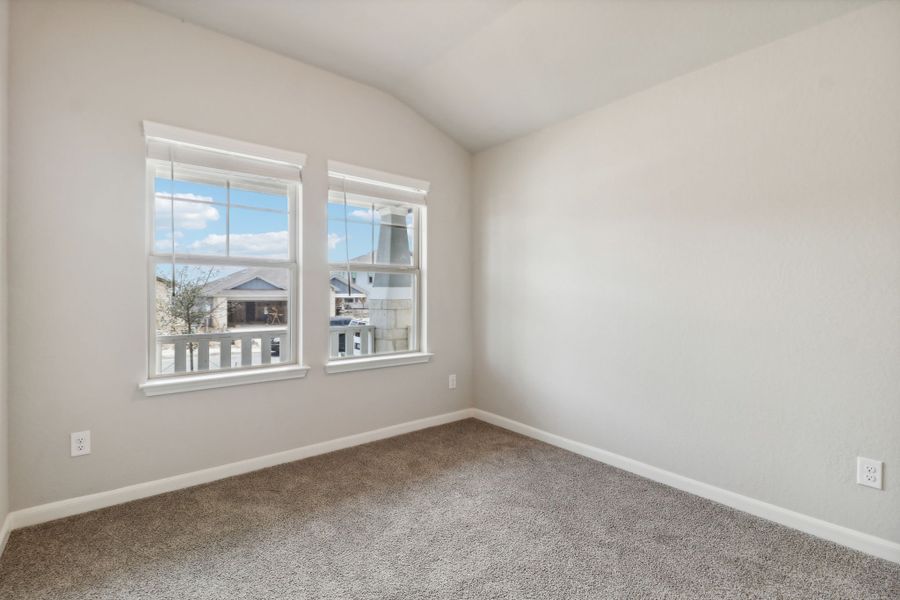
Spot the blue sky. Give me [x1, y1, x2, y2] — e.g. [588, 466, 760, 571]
[327, 201, 414, 264]
[154, 177, 289, 259]
[155, 176, 414, 264]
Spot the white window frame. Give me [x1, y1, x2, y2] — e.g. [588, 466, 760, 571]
[139, 122, 309, 395]
[325, 162, 431, 373]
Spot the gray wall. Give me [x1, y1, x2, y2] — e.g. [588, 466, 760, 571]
[0, 0, 8, 530]
[472, 3, 900, 543]
[8, 0, 472, 510]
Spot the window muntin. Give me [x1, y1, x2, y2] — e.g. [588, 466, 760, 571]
[148, 144, 300, 380]
[327, 172, 425, 360]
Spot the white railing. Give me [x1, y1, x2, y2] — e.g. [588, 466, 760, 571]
[157, 328, 288, 374]
[329, 325, 375, 358]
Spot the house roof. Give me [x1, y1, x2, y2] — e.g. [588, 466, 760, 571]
[203, 267, 366, 299]
[330, 276, 366, 297]
[330, 251, 374, 266]
[202, 267, 288, 297]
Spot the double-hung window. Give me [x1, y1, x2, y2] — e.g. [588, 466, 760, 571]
[142, 122, 306, 394]
[326, 162, 430, 372]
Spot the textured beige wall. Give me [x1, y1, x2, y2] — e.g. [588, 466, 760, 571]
[8, 0, 472, 510]
[473, 2, 900, 543]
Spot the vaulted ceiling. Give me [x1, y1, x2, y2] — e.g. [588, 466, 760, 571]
[132, 0, 871, 151]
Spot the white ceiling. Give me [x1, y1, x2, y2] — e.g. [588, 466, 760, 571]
[132, 0, 871, 151]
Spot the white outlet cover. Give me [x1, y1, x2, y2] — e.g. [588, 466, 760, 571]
[71, 430, 91, 457]
[449, 374, 457, 389]
[856, 456, 882, 490]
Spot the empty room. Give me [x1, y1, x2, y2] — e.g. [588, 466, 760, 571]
[0, 0, 898, 597]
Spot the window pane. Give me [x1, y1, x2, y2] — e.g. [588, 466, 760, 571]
[153, 196, 174, 253]
[328, 200, 416, 266]
[328, 271, 415, 358]
[173, 199, 227, 256]
[373, 223, 414, 266]
[154, 263, 291, 375]
[154, 164, 228, 204]
[328, 198, 375, 224]
[154, 166, 228, 257]
[328, 219, 375, 263]
[231, 179, 289, 212]
[229, 206, 290, 259]
[153, 162, 293, 259]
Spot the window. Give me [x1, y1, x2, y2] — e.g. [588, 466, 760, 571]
[326, 162, 430, 371]
[141, 122, 306, 394]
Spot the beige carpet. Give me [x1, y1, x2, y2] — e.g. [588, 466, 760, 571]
[1, 419, 898, 599]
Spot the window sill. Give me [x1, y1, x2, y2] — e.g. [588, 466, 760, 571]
[325, 352, 433, 374]
[140, 364, 310, 397]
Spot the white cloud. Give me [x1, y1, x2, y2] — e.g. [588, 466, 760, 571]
[154, 231, 184, 252]
[190, 231, 289, 258]
[328, 232, 344, 249]
[155, 193, 220, 230]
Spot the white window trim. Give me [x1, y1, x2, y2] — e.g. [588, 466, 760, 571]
[140, 364, 310, 396]
[144, 121, 307, 169]
[327, 161, 429, 372]
[328, 160, 429, 198]
[141, 123, 306, 394]
[324, 352, 433, 374]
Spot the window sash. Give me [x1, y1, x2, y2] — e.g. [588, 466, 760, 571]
[151, 160, 298, 265]
[328, 269, 421, 357]
[328, 205, 424, 359]
[327, 201, 421, 269]
[149, 258, 299, 377]
[327, 202, 422, 271]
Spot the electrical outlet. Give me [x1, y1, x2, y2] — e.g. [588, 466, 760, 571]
[71, 431, 91, 457]
[856, 457, 882, 490]
[449, 374, 457, 390]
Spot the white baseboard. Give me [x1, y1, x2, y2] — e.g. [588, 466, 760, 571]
[0, 512, 11, 558]
[6, 408, 476, 533]
[5, 407, 896, 566]
[472, 409, 900, 564]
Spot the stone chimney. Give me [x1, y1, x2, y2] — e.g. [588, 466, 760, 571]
[369, 205, 413, 353]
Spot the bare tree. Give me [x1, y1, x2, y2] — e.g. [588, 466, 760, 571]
[157, 266, 224, 371]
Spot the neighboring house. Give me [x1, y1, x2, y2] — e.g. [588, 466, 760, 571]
[154, 275, 172, 333]
[155, 275, 170, 304]
[201, 267, 289, 330]
[335, 250, 413, 297]
[329, 273, 368, 318]
[199, 267, 370, 326]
